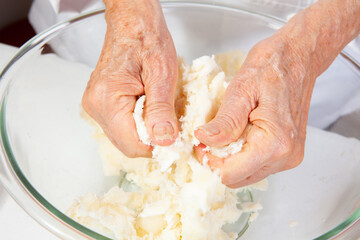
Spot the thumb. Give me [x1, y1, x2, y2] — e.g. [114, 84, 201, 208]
[142, 51, 179, 146]
[195, 81, 253, 147]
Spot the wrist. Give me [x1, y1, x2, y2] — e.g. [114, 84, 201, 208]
[104, 0, 160, 10]
[278, 0, 360, 78]
[103, 0, 165, 38]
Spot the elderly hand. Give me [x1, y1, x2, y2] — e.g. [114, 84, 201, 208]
[195, 0, 360, 188]
[82, 0, 178, 157]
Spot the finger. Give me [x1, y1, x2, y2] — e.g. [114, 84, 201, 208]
[226, 163, 280, 188]
[195, 132, 273, 189]
[194, 143, 208, 163]
[194, 124, 253, 170]
[104, 95, 152, 158]
[228, 134, 304, 188]
[227, 169, 269, 189]
[194, 144, 224, 169]
[194, 79, 254, 147]
[219, 124, 277, 186]
[142, 45, 179, 146]
[83, 68, 153, 158]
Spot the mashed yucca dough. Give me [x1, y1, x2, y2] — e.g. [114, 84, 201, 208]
[67, 51, 267, 240]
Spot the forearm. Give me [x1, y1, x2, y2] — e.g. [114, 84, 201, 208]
[102, 0, 166, 41]
[98, 0, 170, 68]
[278, 0, 360, 79]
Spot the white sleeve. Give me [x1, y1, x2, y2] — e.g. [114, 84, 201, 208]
[29, 0, 317, 37]
[28, 0, 105, 68]
[28, 0, 360, 129]
[163, 0, 317, 20]
[28, 0, 59, 33]
[28, 0, 103, 33]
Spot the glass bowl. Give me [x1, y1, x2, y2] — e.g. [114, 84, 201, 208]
[0, 2, 360, 240]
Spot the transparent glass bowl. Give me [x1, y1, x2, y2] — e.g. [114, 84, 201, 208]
[0, 2, 359, 240]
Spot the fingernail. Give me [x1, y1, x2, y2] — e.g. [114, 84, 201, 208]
[153, 121, 174, 141]
[198, 125, 220, 136]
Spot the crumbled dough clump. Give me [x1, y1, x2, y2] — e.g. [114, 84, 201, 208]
[68, 51, 267, 240]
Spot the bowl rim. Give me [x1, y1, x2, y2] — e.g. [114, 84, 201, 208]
[0, 2, 359, 240]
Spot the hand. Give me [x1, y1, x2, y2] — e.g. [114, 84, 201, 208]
[195, 0, 360, 188]
[82, 0, 179, 158]
[195, 36, 310, 188]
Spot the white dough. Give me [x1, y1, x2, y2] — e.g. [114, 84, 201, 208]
[68, 51, 267, 240]
[133, 95, 151, 146]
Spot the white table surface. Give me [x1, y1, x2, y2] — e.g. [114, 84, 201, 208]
[0, 43, 58, 240]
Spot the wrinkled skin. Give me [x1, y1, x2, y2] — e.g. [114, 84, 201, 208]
[194, 37, 309, 188]
[195, 0, 360, 188]
[82, 0, 179, 158]
[83, 0, 360, 187]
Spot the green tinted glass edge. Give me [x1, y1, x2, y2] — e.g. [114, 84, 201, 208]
[315, 210, 360, 240]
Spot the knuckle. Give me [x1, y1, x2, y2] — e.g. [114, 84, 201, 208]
[231, 83, 253, 107]
[289, 142, 305, 169]
[106, 98, 134, 125]
[285, 154, 304, 170]
[142, 56, 177, 87]
[145, 101, 173, 117]
[113, 78, 144, 96]
[261, 111, 297, 157]
[221, 176, 232, 187]
[295, 150, 305, 166]
[113, 140, 139, 158]
[292, 157, 303, 169]
[98, 68, 144, 97]
[117, 96, 135, 112]
[116, 141, 151, 158]
[121, 148, 141, 158]
[220, 170, 236, 187]
[215, 112, 242, 134]
[147, 80, 171, 95]
[277, 138, 294, 159]
[81, 91, 90, 111]
[261, 165, 272, 172]
[275, 128, 297, 159]
[82, 74, 105, 113]
[226, 183, 238, 189]
[145, 73, 176, 98]
[83, 69, 143, 116]
[105, 126, 149, 159]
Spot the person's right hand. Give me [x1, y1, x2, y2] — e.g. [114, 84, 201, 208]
[194, 36, 310, 188]
[82, 0, 179, 158]
[195, 0, 360, 188]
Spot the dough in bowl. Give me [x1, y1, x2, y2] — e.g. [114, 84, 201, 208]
[67, 51, 267, 240]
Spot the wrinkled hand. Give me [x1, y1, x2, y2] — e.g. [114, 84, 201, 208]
[195, 37, 310, 188]
[82, 0, 178, 157]
[195, 0, 360, 188]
